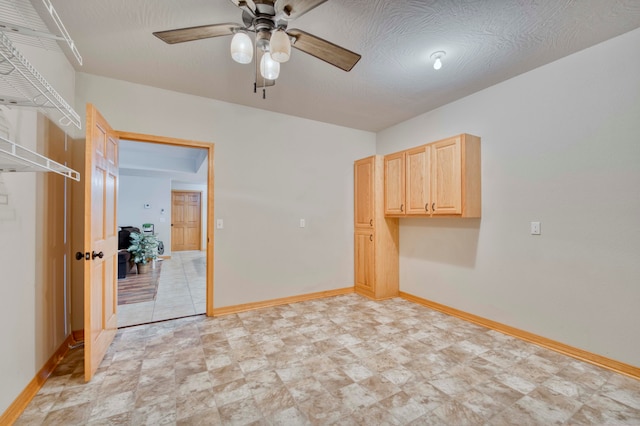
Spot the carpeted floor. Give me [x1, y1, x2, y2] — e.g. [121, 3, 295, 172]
[117, 261, 162, 305]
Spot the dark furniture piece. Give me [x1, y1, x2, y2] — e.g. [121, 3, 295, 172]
[117, 226, 140, 279]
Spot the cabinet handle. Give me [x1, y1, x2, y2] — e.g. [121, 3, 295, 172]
[369, 234, 373, 242]
[425, 203, 428, 212]
[432, 202, 435, 211]
[400, 204, 404, 212]
[369, 219, 373, 226]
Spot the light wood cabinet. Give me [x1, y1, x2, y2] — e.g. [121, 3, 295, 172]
[354, 156, 399, 300]
[384, 134, 481, 218]
[354, 229, 374, 292]
[354, 157, 374, 228]
[405, 145, 431, 215]
[383, 151, 404, 215]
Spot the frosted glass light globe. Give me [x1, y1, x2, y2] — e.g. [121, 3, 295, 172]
[260, 53, 280, 80]
[230, 32, 253, 64]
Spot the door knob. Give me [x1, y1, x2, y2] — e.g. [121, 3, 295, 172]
[91, 251, 104, 260]
[75, 251, 89, 261]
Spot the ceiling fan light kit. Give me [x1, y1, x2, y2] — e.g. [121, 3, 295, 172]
[269, 28, 291, 62]
[260, 52, 280, 80]
[230, 31, 253, 64]
[152, 0, 361, 98]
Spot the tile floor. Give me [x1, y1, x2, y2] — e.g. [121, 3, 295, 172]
[117, 251, 206, 328]
[16, 294, 640, 425]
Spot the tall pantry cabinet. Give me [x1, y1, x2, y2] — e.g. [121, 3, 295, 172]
[354, 156, 399, 299]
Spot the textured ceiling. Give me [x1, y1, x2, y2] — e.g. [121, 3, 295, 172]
[38, 0, 640, 132]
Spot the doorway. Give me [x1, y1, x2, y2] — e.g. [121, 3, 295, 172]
[115, 131, 213, 327]
[172, 191, 202, 252]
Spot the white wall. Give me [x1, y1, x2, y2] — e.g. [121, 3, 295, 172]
[377, 28, 640, 367]
[0, 41, 76, 414]
[75, 73, 376, 307]
[172, 182, 208, 250]
[0, 109, 39, 414]
[118, 175, 172, 256]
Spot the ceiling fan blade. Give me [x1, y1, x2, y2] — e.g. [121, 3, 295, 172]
[255, 49, 276, 88]
[275, 0, 327, 21]
[153, 23, 240, 44]
[287, 29, 361, 72]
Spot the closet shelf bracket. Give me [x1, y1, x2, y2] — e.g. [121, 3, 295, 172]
[0, 31, 81, 129]
[41, 0, 83, 65]
[0, 135, 80, 181]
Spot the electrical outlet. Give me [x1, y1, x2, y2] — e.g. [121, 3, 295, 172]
[530, 221, 541, 235]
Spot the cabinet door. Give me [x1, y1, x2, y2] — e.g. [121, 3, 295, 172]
[384, 152, 405, 215]
[405, 145, 430, 215]
[354, 157, 374, 228]
[431, 136, 462, 215]
[354, 230, 374, 292]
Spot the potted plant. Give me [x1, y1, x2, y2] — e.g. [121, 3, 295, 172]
[127, 232, 159, 274]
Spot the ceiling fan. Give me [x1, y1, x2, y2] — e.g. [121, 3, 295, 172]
[153, 0, 361, 98]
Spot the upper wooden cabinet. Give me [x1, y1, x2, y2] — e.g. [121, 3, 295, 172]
[354, 157, 375, 228]
[383, 151, 405, 215]
[384, 134, 481, 218]
[405, 145, 431, 215]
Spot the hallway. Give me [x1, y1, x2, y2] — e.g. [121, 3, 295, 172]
[117, 251, 206, 327]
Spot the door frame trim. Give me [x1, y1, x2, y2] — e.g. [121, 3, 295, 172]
[116, 131, 214, 316]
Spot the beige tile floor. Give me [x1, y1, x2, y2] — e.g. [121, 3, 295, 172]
[118, 251, 207, 328]
[16, 294, 640, 425]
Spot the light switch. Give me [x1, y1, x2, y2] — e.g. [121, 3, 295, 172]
[300, 219, 306, 228]
[216, 219, 223, 229]
[530, 221, 541, 235]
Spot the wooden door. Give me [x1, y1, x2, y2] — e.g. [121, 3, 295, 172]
[354, 157, 374, 228]
[384, 152, 405, 215]
[431, 136, 462, 215]
[354, 229, 374, 294]
[172, 191, 202, 251]
[84, 104, 119, 381]
[405, 145, 431, 215]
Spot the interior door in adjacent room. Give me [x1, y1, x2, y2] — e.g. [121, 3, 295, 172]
[84, 104, 119, 381]
[171, 191, 202, 251]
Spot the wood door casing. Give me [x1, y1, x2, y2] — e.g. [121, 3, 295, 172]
[172, 191, 202, 251]
[116, 132, 215, 316]
[84, 104, 119, 381]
